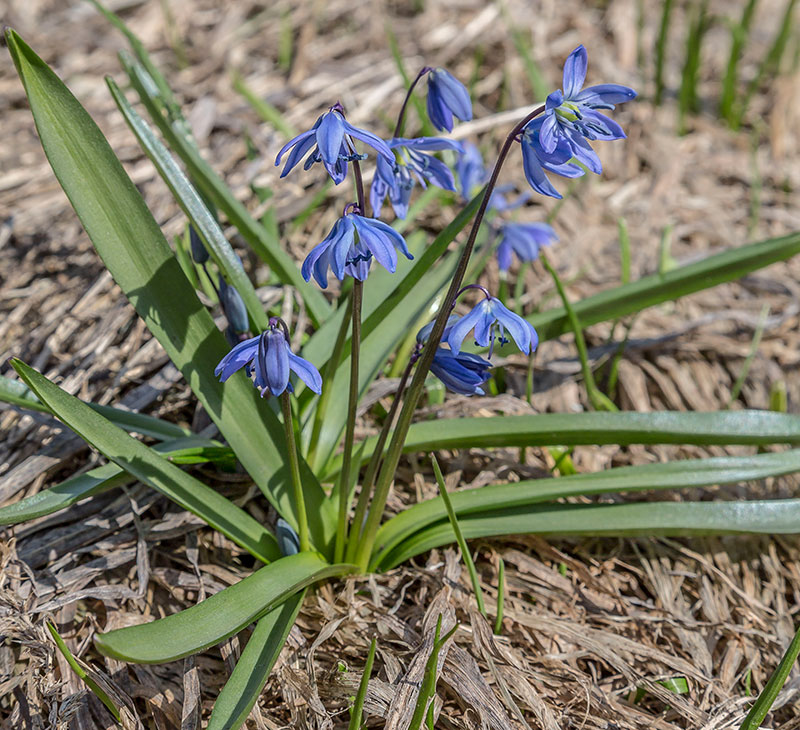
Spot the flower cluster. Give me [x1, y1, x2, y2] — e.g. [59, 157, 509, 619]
[215, 45, 634, 399]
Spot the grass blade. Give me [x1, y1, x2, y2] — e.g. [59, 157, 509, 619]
[348, 636, 378, 730]
[5, 29, 334, 550]
[380, 498, 800, 570]
[739, 623, 800, 730]
[373, 448, 800, 569]
[95, 554, 352, 663]
[207, 592, 305, 730]
[107, 77, 269, 332]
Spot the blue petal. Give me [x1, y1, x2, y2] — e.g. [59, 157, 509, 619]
[345, 258, 372, 280]
[430, 349, 491, 395]
[562, 45, 588, 98]
[344, 122, 395, 162]
[288, 352, 322, 394]
[329, 216, 357, 279]
[577, 109, 626, 141]
[426, 87, 453, 132]
[566, 132, 602, 174]
[545, 89, 564, 112]
[575, 83, 637, 107]
[409, 152, 456, 191]
[316, 111, 346, 166]
[430, 68, 473, 122]
[393, 136, 464, 153]
[538, 111, 560, 155]
[447, 304, 486, 354]
[496, 239, 513, 272]
[352, 217, 398, 273]
[471, 300, 499, 348]
[521, 140, 563, 199]
[215, 335, 259, 380]
[275, 129, 317, 177]
[490, 298, 535, 354]
[264, 331, 290, 396]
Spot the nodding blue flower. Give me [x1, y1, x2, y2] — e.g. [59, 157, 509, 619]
[426, 68, 473, 132]
[538, 45, 636, 171]
[214, 318, 322, 398]
[448, 295, 538, 357]
[456, 142, 529, 209]
[301, 213, 413, 288]
[218, 276, 250, 334]
[496, 222, 558, 272]
[275, 105, 394, 184]
[430, 348, 492, 396]
[370, 136, 463, 218]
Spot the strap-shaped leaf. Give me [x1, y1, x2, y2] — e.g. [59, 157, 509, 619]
[95, 553, 352, 663]
[325, 410, 800, 479]
[373, 448, 800, 569]
[207, 592, 305, 730]
[0, 437, 229, 526]
[380, 498, 800, 570]
[5, 30, 335, 551]
[13, 359, 280, 564]
[107, 78, 269, 333]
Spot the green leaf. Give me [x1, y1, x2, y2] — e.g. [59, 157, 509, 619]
[107, 77, 269, 332]
[0, 436, 226, 526]
[207, 591, 304, 730]
[529, 232, 800, 343]
[0, 374, 191, 441]
[380, 498, 800, 570]
[117, 53, 330, 327]
[5, 30, 334, 551]
[325, 410, 800, 480]
[13, 359, 280, 564]
[95, 553, 352, 663]
[373, 448, 800, 569]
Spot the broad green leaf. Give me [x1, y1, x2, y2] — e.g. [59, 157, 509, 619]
[373, 448, 800, 569]
[6, 31, 334, 551]
[380, 498, 800, 569]
[0, 374, 191, 440]
[95, 553, 352, 663]
[207, 592, 304, 730]
[0, 437, 226, 526]
[325, 410, 800, 479]
[530, 232, 800, 342]
[117, 53, 330, 327]
[13, 360, 280, 564]
[107, 78, 269, 332]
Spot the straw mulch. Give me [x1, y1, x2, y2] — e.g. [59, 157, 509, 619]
[2, 1, 800, 728]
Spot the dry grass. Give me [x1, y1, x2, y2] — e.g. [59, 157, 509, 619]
[2, 0, 800, 727]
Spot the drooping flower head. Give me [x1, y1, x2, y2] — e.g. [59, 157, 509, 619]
[214, 317, 322, 398]
[426, 68, 473, 132]
[370, 136, 463, 218]
[496, 222, 558, 272]
[275, 104, 394, 184]
[539, 45, 636, 163]
[519, 117, 585, 199]
[448, 287, 538, 357]
[301, 211, 412, 288]
[430, 348, 492, 396]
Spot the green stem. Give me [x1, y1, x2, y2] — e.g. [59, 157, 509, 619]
[335, 281, 362, 563]
[347, 355, 414, 563]
[279, 391, 309, 552]
[353, 104, 546, 571]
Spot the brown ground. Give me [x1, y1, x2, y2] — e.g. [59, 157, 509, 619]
[2, 0, 800, 728]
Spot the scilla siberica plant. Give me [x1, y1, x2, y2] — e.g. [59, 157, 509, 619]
[43, 23, 800, 725]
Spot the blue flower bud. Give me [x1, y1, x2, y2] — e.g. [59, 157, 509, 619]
[426, 68, 473, 133]
[218, 276, 250, 334]
[276, 518, 300, 556]
[189, 226, 209, 263]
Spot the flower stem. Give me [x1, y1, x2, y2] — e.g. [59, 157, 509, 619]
[353, 104, 546, 571]
[334, 280, 362, 563]
[394, 66, 432, 138]
[279, 391, 310, 552]
[346, 355, 414, 563]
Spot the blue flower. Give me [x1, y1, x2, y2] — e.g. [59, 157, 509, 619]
[448, 296, 538, 356]
[519, 117, 585, 199]
[275, 106, 394, 184]
[496, 222, 558, 272]
[214, 319, 322, 398]
[430, 348, 492, 396]
[426, 68, 473, 132]
[301, 213, 413, 288]
[370, 137, 463, 218]
[218, 276, 250, 334]
[539, 45, 636, 171]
